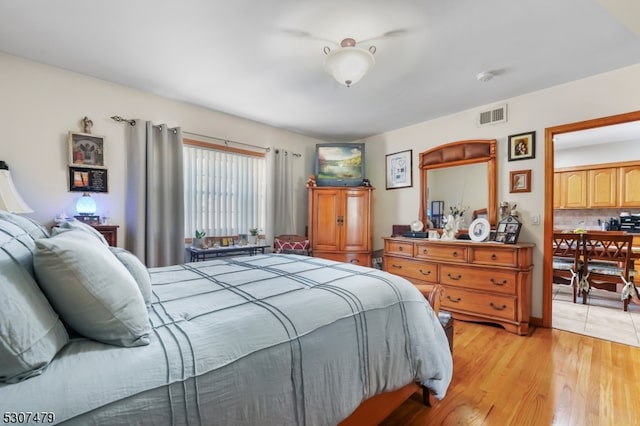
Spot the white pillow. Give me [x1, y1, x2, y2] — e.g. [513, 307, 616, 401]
[109, 247, 153, 307]
[0, 259, 68, 383]
[52, 218, 108, 245]
[34, 230, 150, 347]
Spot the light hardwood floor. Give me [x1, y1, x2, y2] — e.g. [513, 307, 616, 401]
[382, 320, 640, 425]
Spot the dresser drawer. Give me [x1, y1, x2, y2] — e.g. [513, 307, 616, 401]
[442, 287, 516, 321]
[384, 240, 415, 257]
[314, 251, 371, 267]
[415, 242, 467, 262]
[384, 256, 438, 283]
[440, 265, 517, 294]
[469, 246, 519, 267]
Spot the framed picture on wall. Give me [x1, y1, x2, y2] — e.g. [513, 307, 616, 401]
[385, 149, 413, 190]
[510, 169, 531, 193]
[68, 131, 105, 168]
[507, 131, 535, 161]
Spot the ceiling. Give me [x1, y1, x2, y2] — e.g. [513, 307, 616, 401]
[1, 0, 639, 141]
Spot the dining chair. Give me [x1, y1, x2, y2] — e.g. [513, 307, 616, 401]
[552, 231, 583, 303]
[581, 232, 637, 311]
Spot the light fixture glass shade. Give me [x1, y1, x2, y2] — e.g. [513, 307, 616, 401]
[0, 169, 33, 213]
[76, 192, 97, 215]
[324, 46, 375, 87]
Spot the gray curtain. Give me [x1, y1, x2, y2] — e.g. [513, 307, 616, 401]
[273, 148, 295, 235]
[125, 121, 184, 267]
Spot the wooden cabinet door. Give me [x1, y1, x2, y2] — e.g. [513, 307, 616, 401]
[553, 173, 561, 208]
[560, 170, 587, 208]
[588, 168, 617, 207]
[619, 165, 640, 207]
[341, 189, 371, 252]
[310, 189, 341, 251]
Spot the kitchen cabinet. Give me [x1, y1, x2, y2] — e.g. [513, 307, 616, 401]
[619, 165, 640, 207]
[557, 170, 587, 208]
[308, 186, 373, 266]
[588, 167, 617, 207]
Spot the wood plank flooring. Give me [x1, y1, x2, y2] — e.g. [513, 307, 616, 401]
[381, 320, 640, 425]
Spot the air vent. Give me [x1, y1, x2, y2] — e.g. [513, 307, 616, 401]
[477, 104, 507, 126]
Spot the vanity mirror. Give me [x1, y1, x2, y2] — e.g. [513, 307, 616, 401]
[418, 139, 498, 229]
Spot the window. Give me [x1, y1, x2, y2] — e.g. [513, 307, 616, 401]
[183, 140, 266, 239]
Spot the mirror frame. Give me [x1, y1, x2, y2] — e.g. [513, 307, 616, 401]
[418, 139, 498, 228]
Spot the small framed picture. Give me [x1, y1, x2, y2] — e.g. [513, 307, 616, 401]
[507, 131, 535, 161]
[68, 166, 108, 193]
[494, 215, 522, 244]
[510, 169, 531, 193]
[385, 149, 413, 190]
[68, 131, 105, 168]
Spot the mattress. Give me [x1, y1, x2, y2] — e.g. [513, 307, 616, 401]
[0, 254, 452, 425]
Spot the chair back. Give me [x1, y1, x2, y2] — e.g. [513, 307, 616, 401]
[552, 231, 582, 270]
[582, 232, 633, 278]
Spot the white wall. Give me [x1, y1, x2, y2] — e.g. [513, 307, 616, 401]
[364, 63, 640, 319]
[3, 50, 640, 319]
[0, 52, 321, 243]
[555, 140, 638, 168]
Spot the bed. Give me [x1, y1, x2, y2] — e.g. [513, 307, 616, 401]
[0, 212, 452, 425]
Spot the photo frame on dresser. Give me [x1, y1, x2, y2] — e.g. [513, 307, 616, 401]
[495, 215, 522, 244]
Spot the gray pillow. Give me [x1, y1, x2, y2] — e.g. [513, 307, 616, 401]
[34, 230, 150, 347]
[51, 218, 108, 246]
[0, 211, 50, 240]
[109, 247, 153, 307]
[0, 258, 68, 383]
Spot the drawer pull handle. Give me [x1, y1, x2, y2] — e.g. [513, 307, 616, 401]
[422, 249, 428, 254]
[419, 269, 431, 276]
[398, 246, 403, 251]
[491, 254, 497, 260]
[391, 264, 403, 269]
[452, 251, 458, 257]
[490, 278, 508, 286]
[446, 295, 462, 303]
[447, 273, 462, 281]
[489, 302, 507, 311]
[349, 259, 360, 264]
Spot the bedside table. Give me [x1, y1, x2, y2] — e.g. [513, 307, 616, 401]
[92, 225, 119, 247]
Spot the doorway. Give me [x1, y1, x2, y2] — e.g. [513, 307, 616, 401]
[543, 110, 640, 331]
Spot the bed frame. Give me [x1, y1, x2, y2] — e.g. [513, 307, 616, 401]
[339, 284, 444, 425]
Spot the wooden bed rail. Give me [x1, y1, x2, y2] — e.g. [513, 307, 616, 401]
[339, 283, 445, 425]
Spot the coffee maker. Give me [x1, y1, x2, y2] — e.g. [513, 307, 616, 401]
[609, 217, 620, 231]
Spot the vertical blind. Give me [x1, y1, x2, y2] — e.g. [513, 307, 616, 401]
[183, 141, 266, 238]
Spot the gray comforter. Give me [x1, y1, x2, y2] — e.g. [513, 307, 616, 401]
[1, 254, 452, 425]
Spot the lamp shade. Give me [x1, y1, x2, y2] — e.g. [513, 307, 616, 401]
[76, 192, 97, 215]
[0, 168, 33, 213]
[324, 39, 375, 87]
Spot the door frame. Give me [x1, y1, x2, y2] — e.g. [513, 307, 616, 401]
[543, 110, 640, 327]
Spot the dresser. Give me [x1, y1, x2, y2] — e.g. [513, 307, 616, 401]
[308, 186, 373, 266]
[383, 237, 534, 335]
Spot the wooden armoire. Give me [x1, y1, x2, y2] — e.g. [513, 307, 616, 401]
[307, 186, 373, 266]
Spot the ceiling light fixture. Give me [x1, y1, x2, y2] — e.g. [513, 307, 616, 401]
[323, 38, 376, 87]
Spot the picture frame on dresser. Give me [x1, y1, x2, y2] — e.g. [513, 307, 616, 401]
[495, 215, 522, 244]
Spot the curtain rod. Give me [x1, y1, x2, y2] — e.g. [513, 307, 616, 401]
[110, 116, 270, 152]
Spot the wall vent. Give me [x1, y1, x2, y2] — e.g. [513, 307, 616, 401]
[477, 104, 507, 126]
